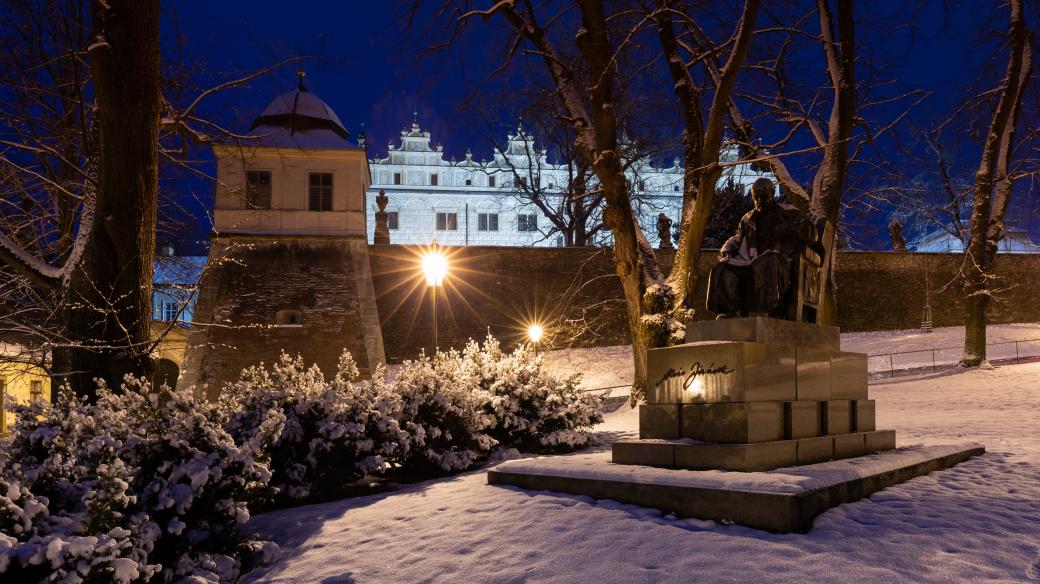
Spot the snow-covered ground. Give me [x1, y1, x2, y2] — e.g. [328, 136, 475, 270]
[245, 328, 1040, 583]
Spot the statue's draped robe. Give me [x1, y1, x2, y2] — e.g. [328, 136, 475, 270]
[707, 203, 812, 317]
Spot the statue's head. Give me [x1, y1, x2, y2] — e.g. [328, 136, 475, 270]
[751, 178, 775, 210]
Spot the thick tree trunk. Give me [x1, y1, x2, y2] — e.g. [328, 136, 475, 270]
[577, 0, 663, 394]
[959, 0, 1030, 367]
[53, 0, 161, 397]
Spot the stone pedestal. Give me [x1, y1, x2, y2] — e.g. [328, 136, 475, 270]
[613, 317, 896, 472]
[490, 316, 982, 532]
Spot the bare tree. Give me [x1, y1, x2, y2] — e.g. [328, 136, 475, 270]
[0, 0, 300, 398]
[487, 115, 605, 247]
[959, 0, 1033, 366]
[429, 0, 762, 398]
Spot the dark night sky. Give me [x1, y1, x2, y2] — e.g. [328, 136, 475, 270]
[164, 1, 1037, 253]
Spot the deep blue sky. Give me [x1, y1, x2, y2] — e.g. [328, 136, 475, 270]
[164, 1, 1035, 252]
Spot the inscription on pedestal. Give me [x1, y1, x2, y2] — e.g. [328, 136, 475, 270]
[646, 342, 796, 404]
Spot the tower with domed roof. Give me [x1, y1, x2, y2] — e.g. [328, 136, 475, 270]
[181, 74, 385, 398]
[211, 73, 370, 236]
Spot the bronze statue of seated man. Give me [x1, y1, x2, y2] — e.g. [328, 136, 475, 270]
[707, 177, 815, 319]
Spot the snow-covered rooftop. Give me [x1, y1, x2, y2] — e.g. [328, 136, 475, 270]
[245, 79, 360, 150]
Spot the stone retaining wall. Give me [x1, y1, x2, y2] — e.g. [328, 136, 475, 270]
[369, 245, 1040, 362]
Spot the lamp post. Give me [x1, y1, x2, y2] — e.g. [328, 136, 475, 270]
[421, 250, 448, 353]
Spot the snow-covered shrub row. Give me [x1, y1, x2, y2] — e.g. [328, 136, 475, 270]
[458, 336, 603, 452]
[222, 334, 603, 483]
[0, 380, 276, 583]
[219, 352, 409, 505]
[387, 350, 498, 473]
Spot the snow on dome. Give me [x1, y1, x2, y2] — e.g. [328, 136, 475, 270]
[248, 76, 352, 144]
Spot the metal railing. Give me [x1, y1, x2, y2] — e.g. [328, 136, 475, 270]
[868, 337, 1040, 380]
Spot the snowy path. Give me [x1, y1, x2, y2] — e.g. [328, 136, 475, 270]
[245, 352, 1040, 583]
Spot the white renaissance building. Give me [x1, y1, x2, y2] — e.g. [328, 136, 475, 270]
[366, 117, 775, 248]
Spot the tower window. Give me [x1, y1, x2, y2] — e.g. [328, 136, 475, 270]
[516, 176, 528, 188]
[478, 213, 499, 232]
[30, 380, 43, 402]
[308, 173, 333, 211]
[517, 213, 538, 232]
[430, 173, 439, 186]
[465, 178, 472, 186]
[388, 211, 399, 230]
[488, 175, 496, 188]
[275, 309, 303, 326]
[674, 185, 680, 192]
[245, 170, 272, 209]
[436, 212, 458, 231]
[393, 172, 402, 185]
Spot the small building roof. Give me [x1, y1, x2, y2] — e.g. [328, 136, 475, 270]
[245, 76, 360, 150]
[153, 256, 207, 286]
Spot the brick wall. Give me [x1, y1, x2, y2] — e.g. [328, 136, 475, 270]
[370, 245, 1040, 362]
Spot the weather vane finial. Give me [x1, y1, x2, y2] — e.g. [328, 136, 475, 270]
[297, 70, 307, 91]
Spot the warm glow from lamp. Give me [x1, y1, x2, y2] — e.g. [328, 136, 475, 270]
[527, 324, 544, 344]
[422, 251, 448, 286]
[685, 376, 705, 396]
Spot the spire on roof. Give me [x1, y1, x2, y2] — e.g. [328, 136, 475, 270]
[297, 70, 307, 91]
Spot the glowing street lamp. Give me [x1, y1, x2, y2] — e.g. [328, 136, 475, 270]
[527, 324, 544, 344]
[421, 251, 448, 286]
[421, 249, 448, 351]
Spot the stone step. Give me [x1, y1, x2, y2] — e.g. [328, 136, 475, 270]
[488, 443, 985, 533]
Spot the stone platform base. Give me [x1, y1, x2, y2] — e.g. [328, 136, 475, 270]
[614, 430, 896, 472]
[488, 443, 984, 533]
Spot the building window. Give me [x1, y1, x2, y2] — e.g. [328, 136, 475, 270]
[430, 173, 439, 186]
[29, 380, 43, 402]
[436, 212, 458, 231]
[518, 213, 538, 232]
[275, 309, 303, 326]
[488, 175, 496, 188]
[161, 300, 178, 322]
[674, 185, 680, 192]
[516, 176, 528, 188]
[308, 173, 333, 211]
[245, 170, 272, 209]
[478, 213, 499, 232]
[393, 172, 402, 185]
[387, 211, 399, 230]
[465, 178, 472, 186]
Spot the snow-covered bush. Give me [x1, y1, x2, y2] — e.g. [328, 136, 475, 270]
[220, 352, 409, 505]
[391, 350, 498, 474]
[0, 379, 273, 583]
[459, 336, 603, 452]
